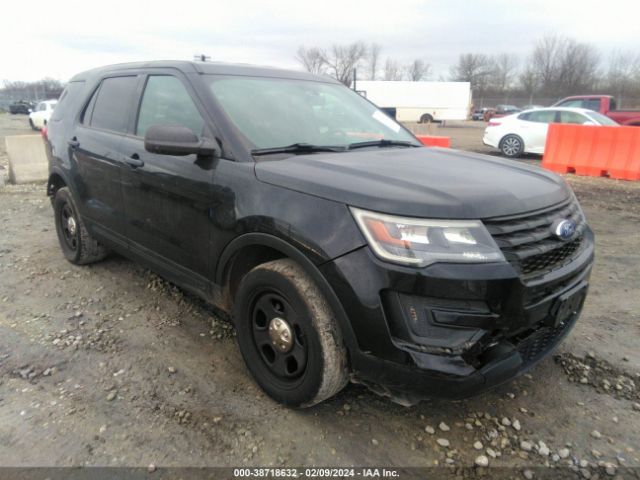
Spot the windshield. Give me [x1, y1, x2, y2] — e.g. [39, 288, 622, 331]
[586, 111, 619, 126]
[206, 75, 419, 150]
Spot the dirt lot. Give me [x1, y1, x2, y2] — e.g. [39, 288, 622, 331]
[1, 113, 639, 477]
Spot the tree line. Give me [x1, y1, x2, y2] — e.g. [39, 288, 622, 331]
[296, 42, 431, 84]
[0, 78, 65, 106]
[296, 35, 640, 107]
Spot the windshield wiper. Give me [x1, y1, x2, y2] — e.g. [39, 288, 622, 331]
[347, 139, 420, 150]
[251, 143, 346, 156]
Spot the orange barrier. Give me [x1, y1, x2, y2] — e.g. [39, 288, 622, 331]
[416, 135, 450, 148]
[542, 124, 640, 181]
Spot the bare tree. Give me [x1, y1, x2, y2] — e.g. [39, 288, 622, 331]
[491, 53, 518, 92]
[383, 58, 403, 81]
[366, 43, 382, 80]
[449, 53, 493, 92]
[518, 63, 540, 105]
[321, 42, 368, 86]
[405, 59, 431, 81]
[605, 51, 640, 106]
[295, 46, 327, 75]
[529, 34, 600, 97]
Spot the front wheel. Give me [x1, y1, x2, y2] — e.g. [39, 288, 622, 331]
[419, 113, 434, 124]
[500, 134, 524, 158]
[233, 259, 349, 407]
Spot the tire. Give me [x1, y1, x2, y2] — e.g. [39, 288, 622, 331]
[53, 187, 109, 265]
[419, 113, 434, 124]
[233, 258, 349, 407]
[499, 134, 524, 158]
[29, 119, 37, 131]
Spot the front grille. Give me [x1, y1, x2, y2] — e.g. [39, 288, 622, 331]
[520, 238, 582, 275]
[513, 316, 575, 366]
[484, 200, 586, 278]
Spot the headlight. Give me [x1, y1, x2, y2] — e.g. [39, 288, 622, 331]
[350, 207, 505, 267]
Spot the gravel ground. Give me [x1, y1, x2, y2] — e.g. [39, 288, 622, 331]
[1, 113, 639, 477]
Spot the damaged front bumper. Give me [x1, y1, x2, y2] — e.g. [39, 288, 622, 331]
[319, 228, 594, 402]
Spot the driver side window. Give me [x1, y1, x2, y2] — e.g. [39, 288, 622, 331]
[136, 76, 204, 138]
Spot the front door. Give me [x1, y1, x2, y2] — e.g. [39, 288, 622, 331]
[119, 74, 215, 288]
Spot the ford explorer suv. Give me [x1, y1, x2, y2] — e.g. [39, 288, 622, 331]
[45, 61, 594, 407]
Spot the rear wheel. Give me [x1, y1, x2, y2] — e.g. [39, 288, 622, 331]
[499, 134, 524, 158]
[53, 187, 109, 265]
[419, 113, 434, 124]
[233, 259, 349, 407]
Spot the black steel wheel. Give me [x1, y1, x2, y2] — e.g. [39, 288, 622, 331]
[250, 290, 308, 380]
[234, 259, 349, 407]
[53, 187, 109, 265]
[59, 201, 79, 253]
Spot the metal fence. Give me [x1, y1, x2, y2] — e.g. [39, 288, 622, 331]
[473, 96, 640, 110]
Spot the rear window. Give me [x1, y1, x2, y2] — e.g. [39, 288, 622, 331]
[582, 99, 600, 112]
[89, 76, 138, 133]
[586, 111, 618, 126]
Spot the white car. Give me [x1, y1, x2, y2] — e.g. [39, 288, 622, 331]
[29, 100, 58, 130]
[483, 107, 618, 157]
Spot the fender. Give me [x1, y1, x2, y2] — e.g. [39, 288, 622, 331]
[215, 232, 359, 352]
[47, 165, 75, 198]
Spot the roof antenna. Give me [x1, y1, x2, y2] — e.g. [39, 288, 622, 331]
[194, 54, 210, 62]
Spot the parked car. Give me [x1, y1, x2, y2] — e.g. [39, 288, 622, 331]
[45, 61, 593, 407]
[484, 104, 521, 121]
[29, 100, 58, 130]
[471, 107, 490, 121]
[553, 95, 640, 126]
[9, 100, 35, 114]
[483, 107, 618, 157]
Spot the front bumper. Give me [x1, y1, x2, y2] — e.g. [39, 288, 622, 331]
[320, 228, 594, 400]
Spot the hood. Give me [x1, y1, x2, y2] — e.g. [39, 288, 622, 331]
[255, 147, 570, 219]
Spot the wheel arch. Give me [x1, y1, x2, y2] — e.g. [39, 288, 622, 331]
[47, 168, 69, 198]
[499, 133, 525, 152]
[216, 233, 358, 352]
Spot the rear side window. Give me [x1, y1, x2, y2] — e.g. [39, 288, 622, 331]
[527, 110, 557, 123]
[89, 76, 138, 133]
[136, 76, 204, 138]
[559, 111, 587, 124]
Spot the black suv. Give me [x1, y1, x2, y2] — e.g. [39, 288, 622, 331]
[45, 61, 594, 407]
[9, 100, 35, 114]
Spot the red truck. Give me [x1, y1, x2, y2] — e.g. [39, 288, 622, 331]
[553, 95, 640, 126]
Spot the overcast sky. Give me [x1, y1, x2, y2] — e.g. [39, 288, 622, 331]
[3, 0, 638, 82]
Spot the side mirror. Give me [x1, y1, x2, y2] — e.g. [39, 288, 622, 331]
[144, 125, 218, 157]
[582, 120, 596, 126]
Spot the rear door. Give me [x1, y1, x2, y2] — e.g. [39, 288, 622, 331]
[119, 73, 215, 288]
[71, 75, 140, 242]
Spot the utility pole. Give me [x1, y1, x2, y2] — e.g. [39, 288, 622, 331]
[194, 54, 211, 62]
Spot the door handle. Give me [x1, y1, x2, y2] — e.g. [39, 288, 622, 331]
[125, 154, 145, 168]
[68, 138, 80, 149]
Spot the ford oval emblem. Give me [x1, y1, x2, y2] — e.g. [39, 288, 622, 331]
[552, 219, 576, 241]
